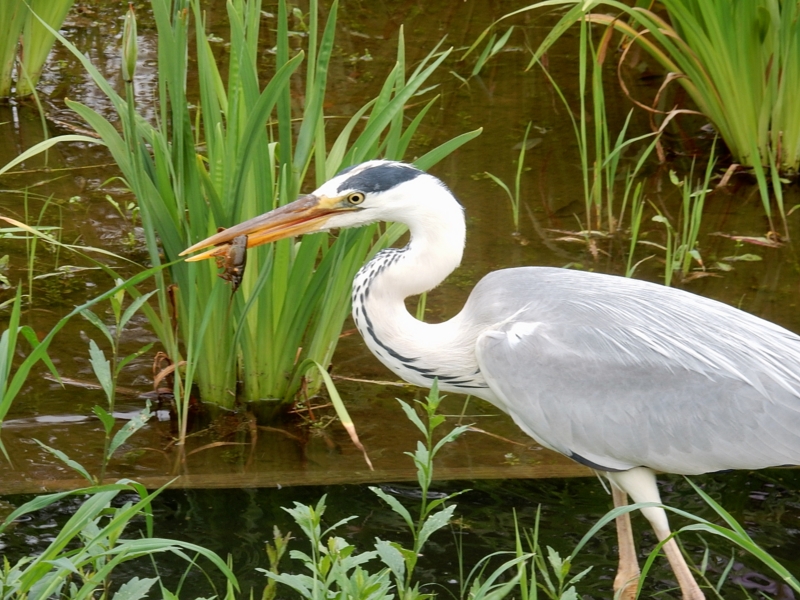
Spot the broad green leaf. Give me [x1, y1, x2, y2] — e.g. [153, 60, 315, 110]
[370, 486, 414, 532]
[432, 424, 471, 456]
[88, 340, 113, 404]
[33, 439, 94, 484]
[374, 538, 406, 582]
[547, 545, 564, 575]
[417, 504, 456, 550]
[107, 404, 152, 460]
[93, 405, 115, 435]
[259, 571, 312, 597]
[80, 309, 114, 348]
[397, 399, 427, 437]
[111, 577, 158, 600]
[119, 290, 157, 332]
[43, 556, 80, 576]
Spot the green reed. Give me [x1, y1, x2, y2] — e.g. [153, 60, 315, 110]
[505, 0, 800, 176]
[485, 0, 798, 231]
[0, 0, 74, 97]
[624, 181, 646, 278]
[532, 19, 659, 236]
[36, 0, 479, 428]
[647, 150, 715, 287]
[0, 3, 26, 97]
[485, 121, 533, 234]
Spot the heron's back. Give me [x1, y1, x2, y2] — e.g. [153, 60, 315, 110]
[466, 267, 800, 474]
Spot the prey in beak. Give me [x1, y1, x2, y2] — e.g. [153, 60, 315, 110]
[218, 235, 248, 293]
[180, 193, 348, 263]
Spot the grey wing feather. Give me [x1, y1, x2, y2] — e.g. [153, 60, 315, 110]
[468, 268, 800, 474]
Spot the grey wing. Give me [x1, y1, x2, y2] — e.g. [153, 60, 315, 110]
[475, 319, 800, 474]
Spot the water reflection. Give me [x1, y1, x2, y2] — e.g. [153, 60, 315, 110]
[0, 383, 591, 494]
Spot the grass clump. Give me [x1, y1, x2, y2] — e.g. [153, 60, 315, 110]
[35, 0, 480, 429]
[470, 0, 797, 234]
[496, 0, 800, 177]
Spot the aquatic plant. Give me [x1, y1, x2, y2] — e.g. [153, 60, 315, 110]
[0, 213, 170, 462]
[81, 282, 157, 481]
[0, 272, 168, 446]
[40, 0, 479, 425]
[1, 378, 796, 597]
[0, 130, 162, 457]
[260, 381, 525, 600]
[515, 512, 593, 600]
[484, 122, 533, 235]
[507, 0, 800, 176]
[479, 0, 798, 227]
[0, 271, 166, 461]
[258, 382, 800, 598]
[511, 478, 800, 599]
[0, 480, 238, 598]
[0, 0, 75, 97]
[533, 18, 660, 237]
[647, 156, 715, 287]
[467, 8, 660, 243]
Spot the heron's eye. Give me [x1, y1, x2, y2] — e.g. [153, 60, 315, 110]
[347, 192, 365, 205]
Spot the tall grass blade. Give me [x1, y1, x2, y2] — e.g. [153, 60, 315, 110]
[16, 0, 75, 96]
[297, 359, 373, 470]
[0, 135, 98, 176]
[0, 1, 26, 97]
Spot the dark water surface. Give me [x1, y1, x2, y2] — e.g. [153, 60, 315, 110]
[1, 1, 799, 597]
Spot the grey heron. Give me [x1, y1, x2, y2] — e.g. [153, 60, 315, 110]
[182, 160, 800, 600]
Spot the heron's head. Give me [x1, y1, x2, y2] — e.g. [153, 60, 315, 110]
[181, 160, 461, 262]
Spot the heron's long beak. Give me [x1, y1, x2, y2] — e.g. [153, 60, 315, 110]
[180, 194, 341, 261]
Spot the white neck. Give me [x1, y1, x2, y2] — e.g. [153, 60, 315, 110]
[375, 187, 466, 298]
[351, 179, 491, 395]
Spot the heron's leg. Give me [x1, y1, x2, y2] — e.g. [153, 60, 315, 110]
[607, 468, 705, 600]
[611, 484, 640, 600]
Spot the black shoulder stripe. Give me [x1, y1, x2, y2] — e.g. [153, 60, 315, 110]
[569, 451, 624, 472]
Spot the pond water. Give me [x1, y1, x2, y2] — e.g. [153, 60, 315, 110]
[0, 0, 799, 597]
